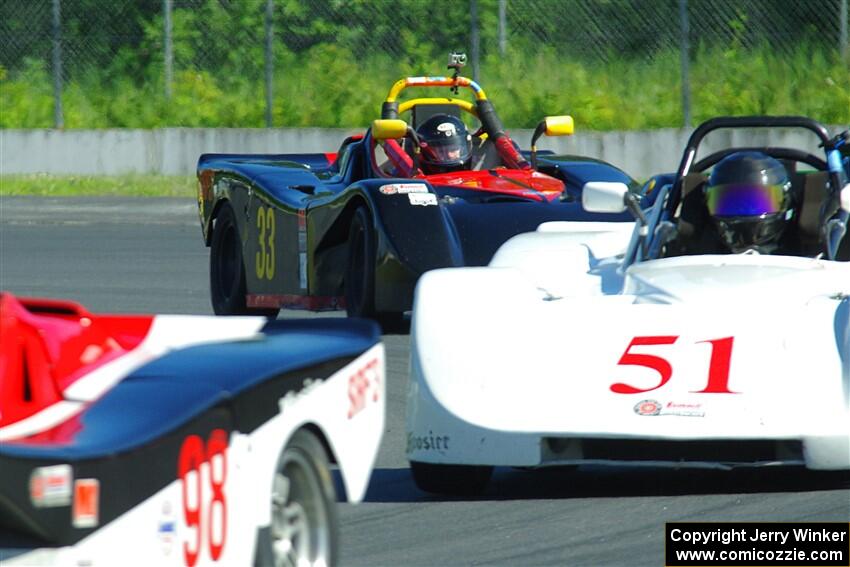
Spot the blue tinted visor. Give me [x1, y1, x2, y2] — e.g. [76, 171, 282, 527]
[705, 183, 786, 217]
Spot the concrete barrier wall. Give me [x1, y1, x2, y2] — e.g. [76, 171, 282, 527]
[1, 126, 839, 179]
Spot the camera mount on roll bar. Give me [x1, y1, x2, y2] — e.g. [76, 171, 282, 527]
[447, 51, 467, 95]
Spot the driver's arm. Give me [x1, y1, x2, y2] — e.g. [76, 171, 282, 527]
[476, 98, 532, 170]
[494, 135, 532, 170]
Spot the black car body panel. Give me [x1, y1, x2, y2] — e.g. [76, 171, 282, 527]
[198, 131, 642, 315]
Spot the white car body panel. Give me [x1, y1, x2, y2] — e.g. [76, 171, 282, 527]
[407, 222, 850, 471]
[7, 344, 385, 567]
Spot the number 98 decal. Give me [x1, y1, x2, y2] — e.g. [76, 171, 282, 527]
[255, 205, 275, 280]
[178, 429, 229, 567]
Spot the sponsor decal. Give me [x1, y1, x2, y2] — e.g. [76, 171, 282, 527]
[158, 500, 176, 556]
[407, 431, 450, 453]
[634, 399, 662, 416]
[299, 252, 307, 290]
[348, 358, 381, 419]
[379, 183, 428, 195]
[398, 184, 429, 194]
[436, 122, 457, 136]
[408, 193, 438, 207]
[662, 401, 706, 417]
[29, 464, 72, 507]
[634, 399, 705, 417]
[72, 478, 100, 528]
[297, 210, 307, 290]
[278, 377, 325, 411]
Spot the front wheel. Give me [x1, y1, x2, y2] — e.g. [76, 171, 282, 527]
[209, 203, 278, 317]
[410, 461, 493, 496]
[345, 206, 403, 331]
[264, 430, 338, 567]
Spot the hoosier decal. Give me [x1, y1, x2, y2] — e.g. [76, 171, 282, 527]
[407, 431, 450, 452]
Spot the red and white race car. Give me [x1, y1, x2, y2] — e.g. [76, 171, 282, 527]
[0, 292, 385, 566]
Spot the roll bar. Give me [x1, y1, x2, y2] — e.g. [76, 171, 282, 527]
[667, 116, 836, 215]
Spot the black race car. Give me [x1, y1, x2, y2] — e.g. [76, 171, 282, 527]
[197, 70, 641, 328]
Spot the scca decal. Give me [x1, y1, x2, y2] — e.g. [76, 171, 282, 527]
[611, 335, 736, 394]
[348, 358, 381, 419]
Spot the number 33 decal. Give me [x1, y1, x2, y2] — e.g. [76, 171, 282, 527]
[255, 205, 275, 280]
[610, 335, 736, 394]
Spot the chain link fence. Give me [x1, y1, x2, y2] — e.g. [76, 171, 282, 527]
[1, 0, 848, 129]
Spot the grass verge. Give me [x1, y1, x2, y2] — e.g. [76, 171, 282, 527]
[0, 174, 196, 197]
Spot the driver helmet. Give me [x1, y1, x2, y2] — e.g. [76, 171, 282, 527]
[703, 151, 793, 253]
[415, 114, 472, 174]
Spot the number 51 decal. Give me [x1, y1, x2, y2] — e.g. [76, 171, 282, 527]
[610, 335, 737, 394]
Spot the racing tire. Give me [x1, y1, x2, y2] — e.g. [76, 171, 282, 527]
[345, 206, 404, 332]
[209, 203, 278, 317]
[259, 429, 339, 567]
[410, 461, 493, 496]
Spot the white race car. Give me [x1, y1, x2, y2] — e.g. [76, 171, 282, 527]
[406, 116, 850, 495]
[0, 293, 385, 565]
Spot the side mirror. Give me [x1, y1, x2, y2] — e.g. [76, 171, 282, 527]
[581, 181, 629, 213]
[530, 115, 575, 169]
[372, 119, 408, 141]
[541, 115, 574, 137]
[583, 181, 649, 239]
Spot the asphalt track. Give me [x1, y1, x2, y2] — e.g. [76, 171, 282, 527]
[1, 196, 848, 567]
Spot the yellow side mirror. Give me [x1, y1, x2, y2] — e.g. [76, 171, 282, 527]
[530, 115, 575, 169]
[372, 119, 408, 141]
[543, 115, 574, 137]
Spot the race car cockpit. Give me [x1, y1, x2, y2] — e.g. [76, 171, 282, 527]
[581, 116, 850, 264]
[367, 66, 574, 180]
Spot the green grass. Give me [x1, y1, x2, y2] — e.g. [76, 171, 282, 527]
[2, 43, 847, 130]
[0, 174, 196, 197]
